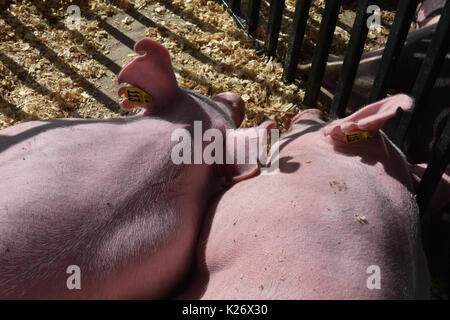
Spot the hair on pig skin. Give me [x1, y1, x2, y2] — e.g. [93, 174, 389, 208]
[178, 95, 431, 300]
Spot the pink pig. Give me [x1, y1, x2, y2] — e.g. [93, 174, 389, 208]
[179, 94, 432, 299]
[416, 0, 446, 29]
[0, 39, 274, 299]
[298, 0, 450, 163]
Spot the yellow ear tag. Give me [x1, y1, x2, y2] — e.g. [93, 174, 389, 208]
[124, 87, 152, 105]
[345, 130, 371, 144]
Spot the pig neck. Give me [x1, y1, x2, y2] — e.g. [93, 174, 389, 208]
[282, 128, 414, 192]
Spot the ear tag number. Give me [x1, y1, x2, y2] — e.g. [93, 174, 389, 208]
[125, 87, 152, 105]
[345, 131, 371, 144]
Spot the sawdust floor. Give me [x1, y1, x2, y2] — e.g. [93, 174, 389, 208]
[0, 0, 447, 299]
[0, 0, 399, 132]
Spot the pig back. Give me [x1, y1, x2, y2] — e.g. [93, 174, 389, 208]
[0, 117, 209, 299]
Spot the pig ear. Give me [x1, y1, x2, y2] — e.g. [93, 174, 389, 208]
[213, 92, 246, 127]
[117, 38, 181, 113]
[323, 94, 414, 143]
[409, 163, 450, 213]
[220, 120, 277, 183]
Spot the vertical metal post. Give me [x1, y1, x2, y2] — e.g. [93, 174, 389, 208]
[416, 117, 450, 215]
[368, 0, 419, 103]
[303, 0, 342, 106]
[329, 0, 373, 119]
[247, 0, 262, 36]
[282, 0, 312, 83]
[265, 0, 286, 58]
[394, 0, 450, 148]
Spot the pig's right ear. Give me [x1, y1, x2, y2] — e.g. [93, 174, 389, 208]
[219, 120, 277, 184]
[409, 163, 450, 213]
[324, 94, 414, 144]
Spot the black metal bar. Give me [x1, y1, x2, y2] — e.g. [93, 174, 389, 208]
[416, 117, 450, 215]
[394, 0, 450, 148]
[230, 0, 241, 15]
[219, 0, 264, 53]
[282, 0, 312, 83]
[247, 0, 262, 36]
[265, 0, 286, 57]
[368, 0, 419, 103]
[303, 0, 342, 106]
[329, 0, 373, 119]
[0, 0, 11, 10]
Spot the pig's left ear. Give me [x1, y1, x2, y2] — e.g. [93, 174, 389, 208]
[118, 38, 181, 113]
[409, 163, 450, 213]
[219, 120, 277, 184]
[324, 94, 414, 143]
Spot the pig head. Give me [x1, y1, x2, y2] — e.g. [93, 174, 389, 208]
[179, 95, 431, 299]
[0, 39, 274, 299]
